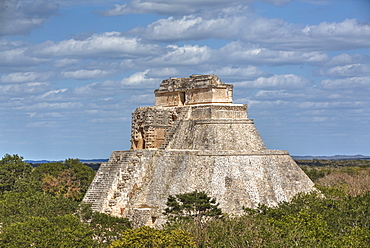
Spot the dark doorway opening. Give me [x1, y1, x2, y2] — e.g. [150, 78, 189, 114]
[179, 92, 186, 105]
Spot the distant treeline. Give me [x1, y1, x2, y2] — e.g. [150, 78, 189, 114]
[29, 162, 103, 171]
[296, 159, 370, 167]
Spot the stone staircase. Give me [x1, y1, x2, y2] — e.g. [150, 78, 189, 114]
[83, 151, 136, 211]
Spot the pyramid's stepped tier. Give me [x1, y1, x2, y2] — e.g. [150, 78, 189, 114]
[166, 105, 266, 151]
[83, 75, 315, 227]
[145, 150, 313, 213]
[85, 149, 314, 227]
[131, 104, 266, 151]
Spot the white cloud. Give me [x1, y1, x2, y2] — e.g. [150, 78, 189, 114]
[53, 58, 80, 67]
[0, 82, 49, 96]
[101, 0, 249, 16]
[0, 47, 49, 67]
[54, 0, 117, 7]
[101, 0, 298, 16]
[303, 19, 370, 44]
[72, 70, 160, 97]
[120, 70, 157, 86]
[73, 82, 101, 96]
[36, 89, 68, 100]
[240, 18, 370, 50]
[148, 45, 213, 66]
[319, 64, 370, 77]
[0, 40, 27, 50]
[208, 66, 269, 80]
[126, 94, 154, 104]
[61, 69, 111, 80]
[128, 12, 294, 44]
[235, 74, 310, 89]
[1, 72, 52, 83]
[31, 32, 162, 58]
[130, 11, 370, 51]
[255, 90, 307, 99]
[219, 41, 328, 65]
[321, 76, 370, 89]
[15, 101, 83, 111]
[297, 101, 367, 109]
[327, 53, 366, 66]
[130, 14, 244, 41]
[239, 99, 292, 109]
[298, 19, 370, 50]
[145, 68, 180, 78]
[0, 0, 58, 37]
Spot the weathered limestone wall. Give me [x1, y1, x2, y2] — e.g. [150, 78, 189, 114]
[190, 104, 247, 119]
[84, 149, 314, 227]
[167, 120, 267, 151]
[162, 104, 265, 151]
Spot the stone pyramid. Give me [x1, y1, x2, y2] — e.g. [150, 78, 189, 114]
[83, 75, 315, 227]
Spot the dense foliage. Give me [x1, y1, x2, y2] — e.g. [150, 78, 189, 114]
[1, 215, 95, 248]
[110, 226, 196, 247]
[0, 154, 369, 247]
[164, 189, 369, 247]
[0, 154, 130, 247]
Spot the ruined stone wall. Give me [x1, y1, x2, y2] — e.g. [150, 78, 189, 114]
[130, 107, 183, 149]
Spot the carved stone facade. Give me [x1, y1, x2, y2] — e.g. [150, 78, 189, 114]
[83, 75, 315, 227]
[130, 107, 181, 149]
[155, 74, 233, 106]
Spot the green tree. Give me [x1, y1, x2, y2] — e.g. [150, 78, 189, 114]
[164, 191, 222, 224]
[0, 191, 80, 225]
[0, 154, 32, 194]
[28, 159, 95, 200]
[110, 226, 196, 248]
[41, 169, 82, 200]
[64, 158, 96, 193]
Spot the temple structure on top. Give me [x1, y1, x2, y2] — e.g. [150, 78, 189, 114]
[83, 75, 315, 227]
[154, 75, 233, 106]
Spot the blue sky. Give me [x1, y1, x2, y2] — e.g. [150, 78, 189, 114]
[1, 0, 369, 160]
